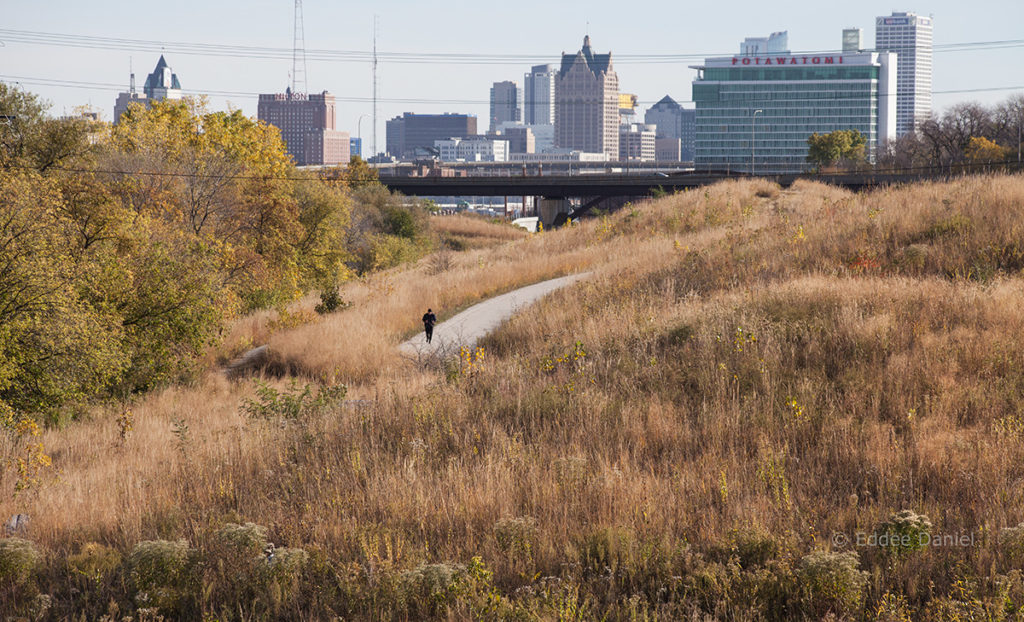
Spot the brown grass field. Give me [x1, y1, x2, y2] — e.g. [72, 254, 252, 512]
[4, 176, 1024, 619]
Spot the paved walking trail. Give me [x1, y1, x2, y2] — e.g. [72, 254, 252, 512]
[399, 272, 591, 358]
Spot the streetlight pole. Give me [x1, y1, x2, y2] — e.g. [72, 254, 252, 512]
[751, 109, 763, 175]
[356, 114, 369, 160]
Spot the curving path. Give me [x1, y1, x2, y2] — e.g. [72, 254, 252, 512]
[399, 272, 591, 358]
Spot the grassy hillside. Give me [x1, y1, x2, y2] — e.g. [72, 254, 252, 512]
[4, 175, 1024, 620]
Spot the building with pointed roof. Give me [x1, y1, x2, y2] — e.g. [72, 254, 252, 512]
[555, 36, 619, 160]
[143, 55, 183, 101]
[645, 95, 696, 161]
[113, 55, 184, 124]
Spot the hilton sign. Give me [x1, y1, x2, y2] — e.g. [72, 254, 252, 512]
[732, 55, 844, 66]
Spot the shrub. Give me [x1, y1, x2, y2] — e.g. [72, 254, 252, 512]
[0, 537, 40, 587]
[214, 522, 267, 557]
[128, 539, 195, 615]
[241, 380, 347, 421]
[714, 528, 781, 569]
[875, 510, 933, 556]
[796, 550, 868, 619]
[314, 287, 349, 315]
[263, 546, 309, 607]
[402, 562, 466, 616]
[207, 522, 309, 615]
[1001, 522, 1024, 567]
[68, 542, 122, 584]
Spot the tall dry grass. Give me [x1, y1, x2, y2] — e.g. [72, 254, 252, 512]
[5, 176, 1024, 619]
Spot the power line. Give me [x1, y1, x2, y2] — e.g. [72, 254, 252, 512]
[2, 73, 1022, 107]
[9, 159, 1024, 184]
[1, 28, 1024, 65]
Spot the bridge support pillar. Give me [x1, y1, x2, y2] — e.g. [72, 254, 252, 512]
[538, 198, 570, 229]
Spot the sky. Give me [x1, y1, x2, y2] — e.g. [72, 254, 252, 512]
[3, 0, 1023, 156]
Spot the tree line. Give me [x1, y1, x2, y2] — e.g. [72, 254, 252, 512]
[0, 84, 430, 421]
[807, 94, 1024, 171]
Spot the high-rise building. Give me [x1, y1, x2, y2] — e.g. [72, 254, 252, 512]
[875, 11, 933, 136]
[555, 36, 619, 160]
[843, 28, 863, 53]
[679, 109, 696, 161]
[113, 55, 183, 123]
[619, 124, 656, 161]
[645, 96, 696, 160]
[489, 81, 521, 132]
[524, 64, 556, 125]
[740, 31, 788, 56]
[691, 36, 896, 173]
[385, 113, 477, 159]
[258, 90, 350, 166]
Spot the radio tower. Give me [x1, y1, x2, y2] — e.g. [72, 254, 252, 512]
[372, 14, 379, 159]
[292, 0, 308, 95]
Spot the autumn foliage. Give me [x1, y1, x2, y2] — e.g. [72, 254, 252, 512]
[0, 85, 429, 421]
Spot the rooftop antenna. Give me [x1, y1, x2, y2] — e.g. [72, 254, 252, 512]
[373, 14, 379, 159]
[129, 57, 135, 94]
[292, 0, 308, 95]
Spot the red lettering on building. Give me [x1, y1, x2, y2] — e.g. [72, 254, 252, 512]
[824, 57, 833, 64]
[742, 58, 751, 65]
[812, 57, 821, 64]
[732, 57, 739, 65]
[777, 57, 788, 65]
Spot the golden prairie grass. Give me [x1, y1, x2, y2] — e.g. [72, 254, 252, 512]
[431, 213, 530, 242]
[6, 175, 1024, 619]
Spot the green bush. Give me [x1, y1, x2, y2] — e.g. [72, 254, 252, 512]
[0, 537, 40, 587]
[241, 380, 347, 421]
[1001, 523, 1024, 567]
[215, 522, 267, 557]
[207, 522, 309, 616]
[713, 528, 781, 569]
[875, 509, 933, 556]
[314, 287, 349, 315]
[68, 542, 122, 583]
[796, 550, 868, 619]
[128, 539, 195, 615]
[402, 562, 466, 616]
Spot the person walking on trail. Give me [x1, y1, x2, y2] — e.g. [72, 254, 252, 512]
[422, 308, 437, 344]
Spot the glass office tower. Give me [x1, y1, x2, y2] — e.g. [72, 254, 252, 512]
[691, 50, 896, 173]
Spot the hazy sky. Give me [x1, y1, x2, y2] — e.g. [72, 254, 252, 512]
[3, 0, 1023, 155]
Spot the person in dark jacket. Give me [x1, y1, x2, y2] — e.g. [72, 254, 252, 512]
[422, 308, 437, 343]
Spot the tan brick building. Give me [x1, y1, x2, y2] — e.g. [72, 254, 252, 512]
[555, 36, 619, 160]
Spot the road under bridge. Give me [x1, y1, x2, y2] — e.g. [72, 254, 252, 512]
[378, 170, 953, 226]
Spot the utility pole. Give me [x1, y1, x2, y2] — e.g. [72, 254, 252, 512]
[751, 109, 763, 175]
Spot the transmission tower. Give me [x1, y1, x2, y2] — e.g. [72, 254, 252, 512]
[372, 14, 379, 159]
[292, 0, 308, 95]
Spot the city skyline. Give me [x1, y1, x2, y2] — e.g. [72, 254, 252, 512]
[2, 0, 1023, 157]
